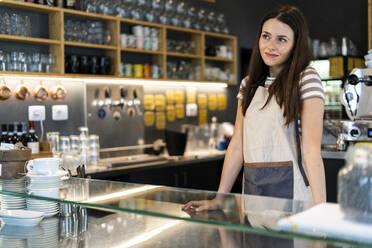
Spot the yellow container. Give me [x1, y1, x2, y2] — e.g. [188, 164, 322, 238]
[134, 64, 144, 78]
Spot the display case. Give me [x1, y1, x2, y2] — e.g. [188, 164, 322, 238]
[0, 177, 369, 247]
[0, 0, 237, 85]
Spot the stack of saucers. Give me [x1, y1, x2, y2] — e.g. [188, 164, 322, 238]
[28, 217, 59, 247]
[26, 170, 68, 217]
[0, 178, 26, 210]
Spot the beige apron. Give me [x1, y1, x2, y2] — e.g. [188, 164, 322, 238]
[241, 86, 313, 247]
[242, 86, 313, 202]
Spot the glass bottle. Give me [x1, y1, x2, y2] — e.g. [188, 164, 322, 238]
[26, 121, 39, 154]
[6, 124, 14, 144]
[0, 124, 8, 144]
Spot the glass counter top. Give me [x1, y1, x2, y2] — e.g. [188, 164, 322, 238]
[0, 177, 370, 247]
[0, 205, 362, 248]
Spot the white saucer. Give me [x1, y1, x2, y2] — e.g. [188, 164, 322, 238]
[26, 170, 68, 181]
[0, 210, 44, 227]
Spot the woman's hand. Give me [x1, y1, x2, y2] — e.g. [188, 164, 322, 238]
[182, 198, 221, 212]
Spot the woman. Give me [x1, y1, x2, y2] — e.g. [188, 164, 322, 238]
[183, 5, 326, 212]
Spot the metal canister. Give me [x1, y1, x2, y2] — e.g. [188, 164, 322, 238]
[124, 64, 133, 77]
[134, 64, 144, 78]
[143, 64, 151, 78]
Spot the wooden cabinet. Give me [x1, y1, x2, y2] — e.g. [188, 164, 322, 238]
[0, 0, 238, 85]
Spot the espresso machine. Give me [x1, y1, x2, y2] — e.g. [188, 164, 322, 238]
[338, 68, 372, 143]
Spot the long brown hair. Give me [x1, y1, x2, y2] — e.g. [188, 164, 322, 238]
[241, 5, 312, 125]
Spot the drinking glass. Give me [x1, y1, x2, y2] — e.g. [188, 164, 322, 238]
[60, 136, 71, 153]
[70, 135, 80, 152]
[32, 52, 41, 72]
[18, 52, 26, 72]
[0, 51, 6, 71]
[47, 132, 60, 155]
[45, 53, 55, 73]
[10, 51, 19, 71]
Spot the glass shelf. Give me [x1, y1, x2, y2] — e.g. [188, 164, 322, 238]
[0, 177, 369, 247]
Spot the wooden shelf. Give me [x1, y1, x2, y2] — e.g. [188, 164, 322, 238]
[63, 8, 117, 21]
[65, 41, 117, 50]
[204, 32, 236, 40]
[121, 47, 163, 55]
[205, 56, 234, 63]
[0, 0, 238, 84]
[166, 25, 203, 34]
[0, 34, 60, 45]
[166, 52, 202, 59]
[0, 0, 60, 13]
[119, 18, 163, 28]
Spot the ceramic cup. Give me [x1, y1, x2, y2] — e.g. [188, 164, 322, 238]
[26, 158, 61, 175]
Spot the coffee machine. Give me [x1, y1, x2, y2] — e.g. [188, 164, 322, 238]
[339, 68, 372, 142]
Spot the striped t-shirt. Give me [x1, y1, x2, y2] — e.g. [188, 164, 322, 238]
[236, 66, 324, 101]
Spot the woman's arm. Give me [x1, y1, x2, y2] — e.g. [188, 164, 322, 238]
[182, 101, 244, 211]
[301, 97, 326, 203]
[217, 100, 244, 193]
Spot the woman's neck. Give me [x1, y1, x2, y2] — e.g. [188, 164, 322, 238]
[269, 65, 283, 77]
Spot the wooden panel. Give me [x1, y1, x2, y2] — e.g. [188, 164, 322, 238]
[162, 27, 167, 79]
[64, 41, 117, 50]
[166, 52, 201, 59]
[49, 11, 63, 40]
[111, 19, 120, 76]
[200, 34, 205, 81]
[49, 44, 63, 74]
[191, 33, 202, 56]
[121, 48, 163, 55]
[0, 34, 60, 45]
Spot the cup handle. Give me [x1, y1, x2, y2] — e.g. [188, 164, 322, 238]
[25, 160, 33, 173]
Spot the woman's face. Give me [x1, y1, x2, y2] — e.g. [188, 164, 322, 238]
[259, 18, 295, 76]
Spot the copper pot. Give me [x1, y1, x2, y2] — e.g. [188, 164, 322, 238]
[0, 79, 11, 101]
[33, 81, 48, 102]
[50, 82, 67, 100]
[14, 80, 30, 100]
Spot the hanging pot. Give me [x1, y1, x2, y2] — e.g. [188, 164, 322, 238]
[0, 79, 11, 101]
[50, 81, 67, 100]
[14, 80, 30, 100]
[33, 81, 48, 102]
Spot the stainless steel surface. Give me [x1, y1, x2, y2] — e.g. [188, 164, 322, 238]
[100, 154, 168, 167]
[341, 68, 372, 120]
[336, 133, 347, 151]
[86, 83, 145, 148]
[0, 78, 85, 138]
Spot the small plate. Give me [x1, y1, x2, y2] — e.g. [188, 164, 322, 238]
[0, 210, 44, 227]
[26, 170, 68, 181]
[0, 209, 44, 219]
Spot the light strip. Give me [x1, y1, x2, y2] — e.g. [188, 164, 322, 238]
[1, 75, 228, 87]
[83, 185, 162, 203]
[84, 78, 228, 88]
[114, 221, 181, 248]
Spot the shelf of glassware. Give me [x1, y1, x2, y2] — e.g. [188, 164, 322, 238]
[204, 56, 235, 63]
[0, 34, 60, 45]
[64, 41, 117, 50]
[0, 0, 237, 83]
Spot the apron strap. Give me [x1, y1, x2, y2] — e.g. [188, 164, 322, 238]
[295, 120, 309, 187]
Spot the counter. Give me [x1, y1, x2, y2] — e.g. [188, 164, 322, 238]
[0, 177, 368, 247]
[84, 149, 344, 177]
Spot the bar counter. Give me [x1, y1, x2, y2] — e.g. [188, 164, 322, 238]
[0, 177, 367, 247]
[83, 149, 345, 177]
